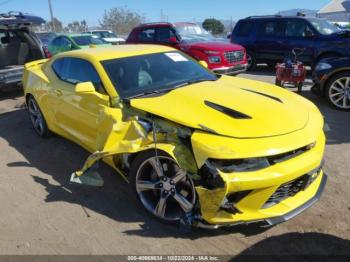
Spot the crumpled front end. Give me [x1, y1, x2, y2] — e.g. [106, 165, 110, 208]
[191, 113, 326, 226]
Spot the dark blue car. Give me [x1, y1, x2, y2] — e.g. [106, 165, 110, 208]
[231, 15, 349, 70]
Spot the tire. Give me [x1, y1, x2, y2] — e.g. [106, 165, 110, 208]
[325, 72, 350, 111]
[296, 82, 303, 93]
[275, 79, 282, 87]
[246, 52, 256, 71]
[27, 95, 51, 137]
[129, 150, 196, 224]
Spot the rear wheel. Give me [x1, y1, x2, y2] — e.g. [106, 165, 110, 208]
[129, 150, 196, 223]
[275, 79, 282, 87]
[325, 72, 350, 111]
[27, 95, 50, 137]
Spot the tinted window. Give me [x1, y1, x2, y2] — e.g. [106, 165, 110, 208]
[156, 27, 176, 42]
[285, 20, 309, 37]
[236, 21, 254, 37]
[137, 28, 155, 42]
[102, 51, 217, 99]
[258, 21, 280, 36]
[52, 37, 62, 46]
[71, 36, 105, 46]
[51, 58, 105, 94]
[52, 58, 65, 76]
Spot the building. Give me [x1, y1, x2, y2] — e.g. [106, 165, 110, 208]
[317, 0, 350, 22]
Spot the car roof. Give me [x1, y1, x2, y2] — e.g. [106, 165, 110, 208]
[241, 15, 315, 21]
[55, 44, 176, 61]
[0, 12, 45, 26]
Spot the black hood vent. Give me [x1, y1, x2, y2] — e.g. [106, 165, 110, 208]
[241, 88, 283, 104]
[204, 100, 252, 119]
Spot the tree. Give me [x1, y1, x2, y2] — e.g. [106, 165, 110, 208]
[202, 18, 225, 35]
[45, 17, 63, 32]
[64, 20, 88, 33]
[99, 7, 144, 35]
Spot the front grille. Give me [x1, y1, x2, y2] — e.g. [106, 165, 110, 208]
[262, 166, 322, 209]
[224, 50, 244, 64]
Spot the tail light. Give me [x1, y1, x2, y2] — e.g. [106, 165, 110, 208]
[43, 46, 52, 58]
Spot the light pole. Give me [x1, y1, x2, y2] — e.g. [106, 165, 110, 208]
[48, 0, 55, 32]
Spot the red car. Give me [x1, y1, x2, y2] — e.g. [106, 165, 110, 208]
[127, 22, 247, 75]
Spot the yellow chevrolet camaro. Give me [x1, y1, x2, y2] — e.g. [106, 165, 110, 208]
[23, 45, 326, 228]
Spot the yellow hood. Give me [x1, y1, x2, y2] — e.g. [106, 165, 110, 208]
[130, 76, 310, 138]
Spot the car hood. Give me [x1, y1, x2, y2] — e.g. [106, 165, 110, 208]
[130, 76, 311, 138]
[182, 41, 243, 52]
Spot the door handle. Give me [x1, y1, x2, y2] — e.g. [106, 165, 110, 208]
[54, 90, 63, 97]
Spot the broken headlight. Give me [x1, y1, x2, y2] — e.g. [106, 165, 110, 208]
[208, 157, 270, 173]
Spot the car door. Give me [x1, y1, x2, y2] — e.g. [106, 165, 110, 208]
[254, 19, 286, 63]
[281, 18, 316, 64]
[48, 57, 110, 150]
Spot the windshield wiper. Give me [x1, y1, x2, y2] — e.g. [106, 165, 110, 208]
[125, 88, 174, 99]
[173, 78, 216, 88]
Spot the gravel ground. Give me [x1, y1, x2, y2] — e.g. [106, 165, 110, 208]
[0, 68, 349, 258]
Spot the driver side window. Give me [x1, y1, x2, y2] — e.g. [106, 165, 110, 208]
[51, 58, 106, 94]
[156, 27, 177, 42]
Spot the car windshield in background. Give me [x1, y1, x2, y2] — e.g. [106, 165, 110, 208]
[175, 24, 216, 42]
[93, 31, 117, 38]
[36, 32, 56, 45]
[102, 51, 217, 99]
[72, 35, 105, 46]
[308, 18, 341, 35]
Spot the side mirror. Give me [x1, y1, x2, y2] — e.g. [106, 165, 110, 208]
[199, 60, 208, 68]
[75, 82, 95, 94]
[169, 36, 178, 44]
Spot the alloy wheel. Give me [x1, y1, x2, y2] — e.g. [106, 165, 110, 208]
[28, 98, 45, 136]
[329, 77, 350, 110]
[135, 156, 196, 221]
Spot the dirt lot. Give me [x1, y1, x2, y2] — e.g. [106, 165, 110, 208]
[0, 68, 349, 257]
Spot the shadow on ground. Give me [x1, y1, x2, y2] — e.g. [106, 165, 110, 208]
[231, 232, 350, 261]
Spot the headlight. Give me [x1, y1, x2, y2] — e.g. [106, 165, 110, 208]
[208, 157, 270, 172]
[208, 56, 221, 64]
[316, 62, 332, 71]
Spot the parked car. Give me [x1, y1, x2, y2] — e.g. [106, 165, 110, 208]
[23, 45, 326, 228]
[36, 31, 56, 46]
[231, 15, 349, 70]
[84, 30, 125, 44]
[313, 57, 350, 111]
[127, 22, 247, 75]
[0, 12, 47, 91]
[48, 34, 111, 55]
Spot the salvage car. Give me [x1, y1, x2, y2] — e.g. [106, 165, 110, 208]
[127, 22, 247, 75]
[23, 45, 326, 228]
[313, 57, 350, 111]
[48, 33, 111, 55]
[0, 12, 46, 91]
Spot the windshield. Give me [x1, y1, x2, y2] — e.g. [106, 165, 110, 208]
[174, 24, 215, 42]
[102, 51, 217, 99]
[92, 31, 117, 38]
[72, 35, 106, 46]
[307, 18, 341, 35]
[36, 32, 56, 45]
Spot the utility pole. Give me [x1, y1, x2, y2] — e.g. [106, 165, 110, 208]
[48, 0, 55, 32]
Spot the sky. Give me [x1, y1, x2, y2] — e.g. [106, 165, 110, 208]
[0, 0, 331, 26]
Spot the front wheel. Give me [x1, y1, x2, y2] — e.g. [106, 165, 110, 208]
[246, 52, 256, 71]
[129, 150, 196, 223]
[325, 72, 350, 111]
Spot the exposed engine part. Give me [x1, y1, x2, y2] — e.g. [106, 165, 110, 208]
[197, 161, 225, 189]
